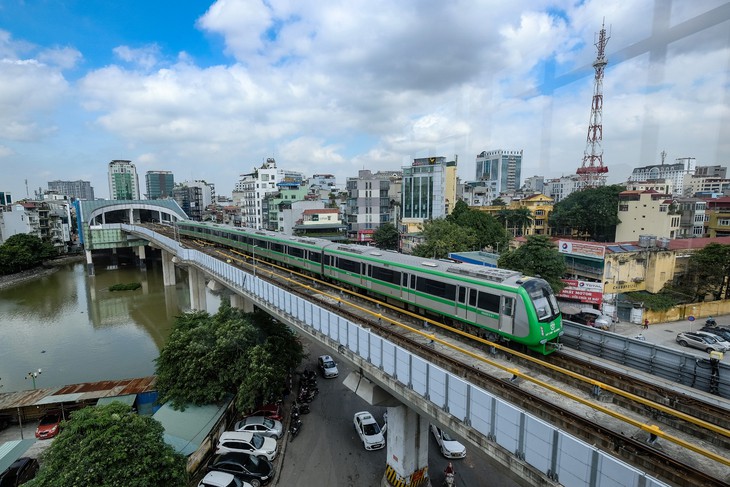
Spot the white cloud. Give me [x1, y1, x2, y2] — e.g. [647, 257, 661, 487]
[113, 45, 161, 70]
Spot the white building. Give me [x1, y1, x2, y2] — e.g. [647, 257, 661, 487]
[628, 157, 696, 196]
[233, 158, 305, 229]
[0, 201, 70, 252]
[474, 150, 522, 195]
[544, 175, 582, 203]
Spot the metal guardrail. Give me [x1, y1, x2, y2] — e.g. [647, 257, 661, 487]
[561, 321, 730, 399]
[121, 224, 670, 487]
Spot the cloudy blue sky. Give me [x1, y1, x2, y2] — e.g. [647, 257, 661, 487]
[1, 0, 728, 199]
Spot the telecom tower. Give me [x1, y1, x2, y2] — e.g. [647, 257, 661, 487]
[576, 21, 610, 187]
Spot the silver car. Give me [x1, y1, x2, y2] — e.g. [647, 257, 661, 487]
[676, 332, 727, 353]
[233, 416, 284, 440]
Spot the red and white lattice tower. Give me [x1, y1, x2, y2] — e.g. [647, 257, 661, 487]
[576, 21, 611, 187]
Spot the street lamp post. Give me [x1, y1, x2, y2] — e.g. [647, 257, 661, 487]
[252, 245, 258, 278]
[26, 369, 42, 389]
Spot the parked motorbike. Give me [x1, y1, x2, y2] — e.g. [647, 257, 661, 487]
[289, 416, 303, 441]
[293, 401, 310, 415]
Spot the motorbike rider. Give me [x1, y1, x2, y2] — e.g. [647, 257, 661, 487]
[706, 316, 717, 326]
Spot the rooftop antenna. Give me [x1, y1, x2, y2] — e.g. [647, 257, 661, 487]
[25, 179, 29, 198]
[660, 149, 667, 165]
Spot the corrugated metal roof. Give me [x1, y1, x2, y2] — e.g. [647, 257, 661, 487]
[0, 439, 36, 473]
[0, 377, 157, 411]
[153, 397, 232, 456]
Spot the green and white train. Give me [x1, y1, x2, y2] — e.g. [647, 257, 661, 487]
[177, 221, 563, 354]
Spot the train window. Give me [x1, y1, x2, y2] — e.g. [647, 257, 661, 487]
[477, 292, 500, 313]
[402, 273, 409, 287]
[458, 287, 466, 304]
[469, 289, 477, 307]
[372, 266, 401, 285]
[288, 246, 303, 258]
[272, 243, 283, 253]
[337, 258, 361, 274]
[502, 297, 514, 317]
[416, 277, 456, 300]
[309, 251, 321, 263]
[410, 275, 416, 288]
[366, 264, 372, 277]
[324, 255, 331, 266]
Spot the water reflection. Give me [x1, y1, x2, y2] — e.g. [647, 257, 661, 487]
[0, 261, 220, 393]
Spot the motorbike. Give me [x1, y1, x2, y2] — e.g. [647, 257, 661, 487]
[289, 416, 303, 441]
[443, 463, 455, 487]
[293, 401, 310, 415]
[706, 317, 717, 326]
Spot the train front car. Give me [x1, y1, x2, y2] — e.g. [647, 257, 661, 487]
[519, 278, 563, 354]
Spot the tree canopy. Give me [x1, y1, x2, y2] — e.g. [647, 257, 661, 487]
[666, 243, 730, 302]
[372, 222, 400, 250]
[497, 235, 567, 292]
[446, 200, 510, 252]
[25, 403, 187, 487]
[411, 219, 479, 259]
[549, 185, 625, 241]
[0, 233, 56, 275]
[155, 300, 304, 411]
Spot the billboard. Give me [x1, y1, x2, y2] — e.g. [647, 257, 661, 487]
[557, 279, 603, 305]
[558, 240, 605, 259]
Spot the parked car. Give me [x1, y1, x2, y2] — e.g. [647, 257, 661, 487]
[430, 425, 467, 459]
[701, 326, 730, 342]
[353, 411, 385, 451]
[215, 431, 278, 461]
[234, 416, 283, 440]
[694, 330, 730, 351]
[35, 410, 63, 439]
[676, 332, 727, 353]
[198, 471, 250, 487]
[0, 457, 39, 487]
[318, 355, 339, 378]
[208, 451, 275, 487]
[563, 307, 611, 330]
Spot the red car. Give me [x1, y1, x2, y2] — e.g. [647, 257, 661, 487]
[243, 403, 283, 422]
[35, 410, 62, 439]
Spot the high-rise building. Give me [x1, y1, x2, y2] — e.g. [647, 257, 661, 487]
[145, 171, 175, 199]
[628, 157, 696, 196]
[475, 150, 522, 197]
[108, 160, 140, 200]
[401, 156, 457, 233]
[0, 191, 12, 206]
[173, 180, 215, 221]
[233, 158, 305, 229]
[345, 170, 402, 242]
[47, 180, 95, 201]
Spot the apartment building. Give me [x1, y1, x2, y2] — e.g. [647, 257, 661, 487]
[615, 190, 680, 241]
[108, 160, 140, 200]
[401, 157, 457, 233]
[47, 180, 95, 201]
[345, 169, 401, 243]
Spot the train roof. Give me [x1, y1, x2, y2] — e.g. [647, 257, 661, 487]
[179, 221, 527, 286]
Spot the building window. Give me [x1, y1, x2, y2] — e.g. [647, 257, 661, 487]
[619, 205, 629, 212]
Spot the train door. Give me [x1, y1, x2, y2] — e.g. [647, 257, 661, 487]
[455, 286, 467, 320]
[402, 273, 412, 303]
[465, 288, 478, 324]
[499, 296, 515, 335]
[364, 264, 371, 290]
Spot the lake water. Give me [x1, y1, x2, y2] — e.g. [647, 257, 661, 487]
[0, 262, 220, 393]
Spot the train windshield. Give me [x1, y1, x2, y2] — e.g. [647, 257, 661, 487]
[522, 279, 560, 322]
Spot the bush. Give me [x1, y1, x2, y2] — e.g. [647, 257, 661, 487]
[108, 282, 142, 291]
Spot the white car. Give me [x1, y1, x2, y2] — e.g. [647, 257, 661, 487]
[353, 411, 385, 450]
[215, 431, 278, 461]
[431, 425, 466, 459]
[198, 471, 252, 487]
[695, 330, 730, 351]
[234, 416, 284, 440]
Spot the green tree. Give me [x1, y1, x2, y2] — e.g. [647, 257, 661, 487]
[497, 235, 567, 292]
[491, 197, 507, 206]
[155, 301, 304, 411]
[549, 185, 625, 241]
[683, 243, 730, 301]
[372, 222, 400, 250]
[411, 219, 479, 259]
[0, 233, 56, 275]
[25, 403, 187, 487]
[446, 201, 509, 252]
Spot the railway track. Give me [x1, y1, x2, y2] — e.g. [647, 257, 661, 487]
[148, 225, 730, 486]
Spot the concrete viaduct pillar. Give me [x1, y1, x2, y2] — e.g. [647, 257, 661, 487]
[230, 293, 255, 313]
[134, 245, 147, 270]
[85, 249, 94, 276]
[382, 405, 431, 487]
[161, 250, 176, 286]
[188, 266, 207, 311]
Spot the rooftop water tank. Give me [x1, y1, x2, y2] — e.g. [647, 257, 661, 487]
[638, 235, 656, 248]
[656, 237, 670, 249]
